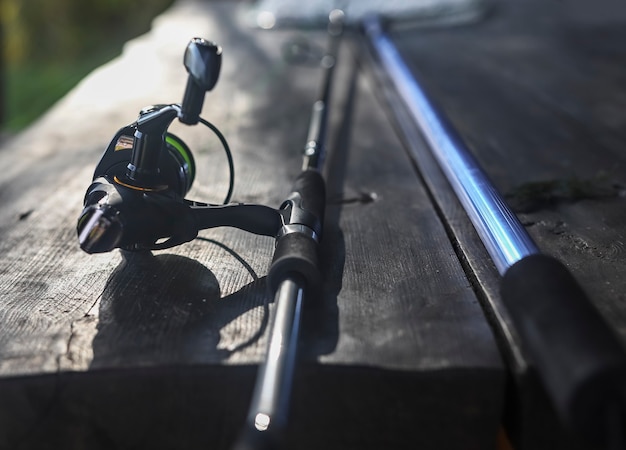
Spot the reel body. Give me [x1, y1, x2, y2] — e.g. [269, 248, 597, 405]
[77, 124, 198, 254]
[76, 37, 320, 260]
[92, 125, 195, 198]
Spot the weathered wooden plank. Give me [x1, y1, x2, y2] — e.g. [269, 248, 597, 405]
[313, 63, 501, 371]
[0, 2, 503, 448]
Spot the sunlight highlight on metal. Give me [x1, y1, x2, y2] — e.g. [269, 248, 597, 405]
[254, 413, 271, 432]
[257, 11, 277, 29]
[364, 16, 539, 275]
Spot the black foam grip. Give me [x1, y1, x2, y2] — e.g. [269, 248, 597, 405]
[268, 232, 320, 294]
[291, 170, 326, 229]
[501, 254, 626, 445]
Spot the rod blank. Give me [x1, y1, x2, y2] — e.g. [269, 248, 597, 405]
[234, 11, 343, 450]
[241, 278, 303, 438]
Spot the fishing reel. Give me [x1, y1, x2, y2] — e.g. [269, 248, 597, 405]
[77, 37, 304, 254]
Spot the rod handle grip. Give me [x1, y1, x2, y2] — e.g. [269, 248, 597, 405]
[268, 170, 325, 293]
[268, 233, 320, 294]
[501, 254, 626, 446]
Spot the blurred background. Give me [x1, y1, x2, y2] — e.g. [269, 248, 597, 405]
[2, 0, 625, 137]
[0, 0, 174, 134]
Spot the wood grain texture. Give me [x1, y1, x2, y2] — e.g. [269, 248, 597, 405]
[0, 2, 503, 449]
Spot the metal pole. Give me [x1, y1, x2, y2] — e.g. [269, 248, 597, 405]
[244, 277, 304, 434]
[363, 16, 539, 276]
[363, 16, 626, 449]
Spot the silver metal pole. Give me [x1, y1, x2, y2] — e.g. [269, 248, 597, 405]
[245, 277, 304, 433]
[363, 16, 539, 275]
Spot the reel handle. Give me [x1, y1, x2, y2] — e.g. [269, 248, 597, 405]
[180, 38, 222, 125]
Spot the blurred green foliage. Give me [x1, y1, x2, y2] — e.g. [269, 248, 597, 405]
[1, 0, 174, 131]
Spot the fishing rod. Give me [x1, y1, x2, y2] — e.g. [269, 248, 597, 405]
[76, 11, 343, 450]
[233, 11, 344, 450]
[77, 38, 282, 256]
[363, 16, 626, 450]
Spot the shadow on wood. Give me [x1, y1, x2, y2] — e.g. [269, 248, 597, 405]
[92, 248, 271, 368]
